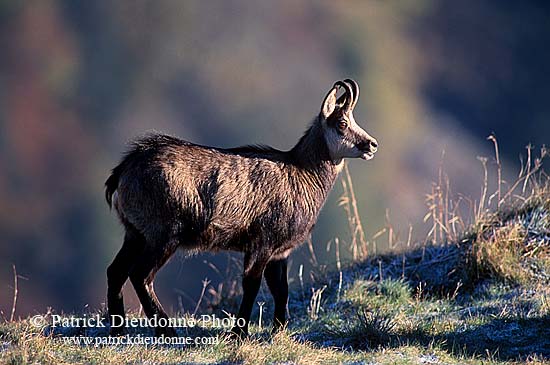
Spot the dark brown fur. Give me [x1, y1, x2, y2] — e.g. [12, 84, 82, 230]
[105, 79, 377, 337]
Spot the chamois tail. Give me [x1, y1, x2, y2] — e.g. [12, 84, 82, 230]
[105, 165, 123, 209]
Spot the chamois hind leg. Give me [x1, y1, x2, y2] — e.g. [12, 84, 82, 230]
[107, 228, 145, 336]
[264, 258, 288, 333]
[129, 240, 178, 337]
[231, 251, 270, 338]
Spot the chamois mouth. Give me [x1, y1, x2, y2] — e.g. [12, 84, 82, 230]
[358, 144, 377, 160]
[356, 139, 378, 160]
[360, 151, 375, 160]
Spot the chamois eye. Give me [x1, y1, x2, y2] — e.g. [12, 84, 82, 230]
[338, 121, 348, 130]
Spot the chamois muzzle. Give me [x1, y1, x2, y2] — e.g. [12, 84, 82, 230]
[357, 138, 378, 160]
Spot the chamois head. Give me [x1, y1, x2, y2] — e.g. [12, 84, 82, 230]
[320, 79, 378, 162]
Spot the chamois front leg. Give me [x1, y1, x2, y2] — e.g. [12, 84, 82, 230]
[264, 258, 288, 333]
[231, 252, 269, 338]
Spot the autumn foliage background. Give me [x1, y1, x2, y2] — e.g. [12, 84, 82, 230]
[0, 1, 549, 318]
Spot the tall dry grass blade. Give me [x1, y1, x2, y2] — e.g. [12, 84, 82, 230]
[371, 228, 387, 256]
[193, 278, 211, 316]
[257, 301, 265, 330]
[477, 156, 488, 219]
[10, 264, 18, 322]
[339, 173, 356, 259]
[523, 144, 532, 194]
[335, 237, 343, 302]
[444, 172, 452, 242]
[386, 209, 394, 250]
[308, 286, 326, 320]
[341, 161, 368, 260]
[425, 170, 451, 245]
[298, 264, 305, 300]
[425, 186, 437, 244]
[437, 150, 446, 244]
[488, 135, 502, 208]
[499, 149, 546, 206]
[204, 260, 223, 279]
[406, 224, 413, 248]
[306, 234, 318, 267]
[335, 237, 342, 272]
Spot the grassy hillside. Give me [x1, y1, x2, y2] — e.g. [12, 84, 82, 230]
[1, 150, 549, 365]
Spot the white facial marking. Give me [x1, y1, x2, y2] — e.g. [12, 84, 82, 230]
[322, 111, 374, 163]
[323, 127, 355, 162]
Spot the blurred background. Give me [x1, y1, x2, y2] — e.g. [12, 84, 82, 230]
[0, 1, 548, 317]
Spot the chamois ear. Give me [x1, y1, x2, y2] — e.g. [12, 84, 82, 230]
[321, 86, 338, 119]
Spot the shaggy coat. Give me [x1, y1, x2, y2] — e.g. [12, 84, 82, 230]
[105, 79, 377, 337]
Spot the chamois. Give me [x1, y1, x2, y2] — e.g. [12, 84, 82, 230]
[105, 79, 378, 337]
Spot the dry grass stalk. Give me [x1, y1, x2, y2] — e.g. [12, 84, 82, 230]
[420, 138, 548, 284]
[193, 278, 211, 316]
[385, 209, 395, 250]
[308, 286, 326, 320]
[424, 179, 454, 246]
[422, 150, 458, 246]
[523, 144, 533, 194]
[487, 135, 502, 208]
[334, 237, 342, 272]
[498, 146, 546, 207]
[335, 238, 343, 301]
[477, 156, 489, 220]
[306, 234, 318, 267]
[298, 264, 305, 300]
[339, 161, 368, 260]
[406, 224, 413, 248]
[10, 264, 18, 322]
[257, 301, 265, 329]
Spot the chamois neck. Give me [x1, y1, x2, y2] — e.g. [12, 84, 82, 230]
[288, 119, 342, 192]
[290, 120, 330, 166]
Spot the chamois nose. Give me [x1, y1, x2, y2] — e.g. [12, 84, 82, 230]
[358, 139, 378, 152]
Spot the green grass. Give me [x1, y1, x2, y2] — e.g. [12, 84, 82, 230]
[2, 279, 549, 365]
[2, 155, 550, 364]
